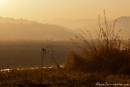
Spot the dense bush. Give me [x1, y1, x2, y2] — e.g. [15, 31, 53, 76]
[66, 11, 130, 74]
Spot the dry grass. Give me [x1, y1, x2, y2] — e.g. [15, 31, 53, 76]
[67, 10, 130, 74]
[0, 68, 130, 87]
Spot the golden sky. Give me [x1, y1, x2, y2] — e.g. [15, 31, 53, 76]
[0, 0, 129, 21]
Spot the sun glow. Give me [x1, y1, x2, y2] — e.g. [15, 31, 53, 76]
[0, 0, 7, 6]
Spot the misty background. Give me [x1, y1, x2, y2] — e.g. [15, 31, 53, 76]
[0, 16, 130, 40]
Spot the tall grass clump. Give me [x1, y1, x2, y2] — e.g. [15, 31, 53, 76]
[67, 10, 130, 74]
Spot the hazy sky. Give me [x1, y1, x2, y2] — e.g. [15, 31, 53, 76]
[0, 0, 130, 21]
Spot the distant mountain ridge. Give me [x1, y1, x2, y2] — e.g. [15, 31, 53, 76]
[77, 16, 130, 39]
[0, 16, 37, 24]
[0, 16, 130, 40]
[113, 16, 130, 38]
[41, 18, 112, 29]
[0, 16, 74, 40]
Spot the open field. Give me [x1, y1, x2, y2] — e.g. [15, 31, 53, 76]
[0, 40, 74, 68]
